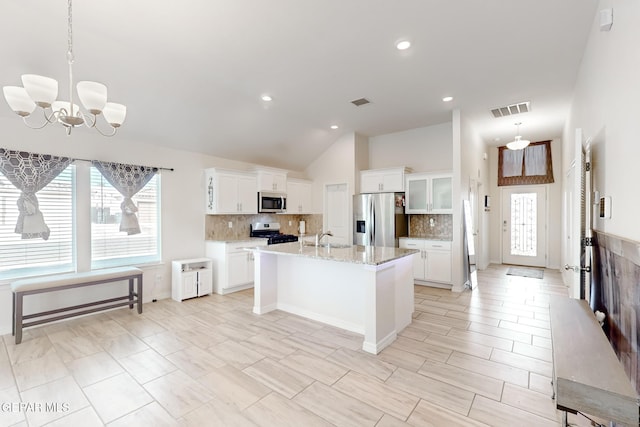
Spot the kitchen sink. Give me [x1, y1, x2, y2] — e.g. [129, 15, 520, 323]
[317, 243, 352, 249]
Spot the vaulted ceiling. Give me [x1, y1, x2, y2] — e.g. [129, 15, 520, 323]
[0, 0, 598, 170]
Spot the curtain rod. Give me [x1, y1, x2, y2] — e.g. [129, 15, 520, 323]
[73, 158, 174, 172]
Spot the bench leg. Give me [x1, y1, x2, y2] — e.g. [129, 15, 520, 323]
[14, 292, 23, 345]
[137, 275, 143, 314]
[129, 278, 134, 309]
[561, 411, 568, 427]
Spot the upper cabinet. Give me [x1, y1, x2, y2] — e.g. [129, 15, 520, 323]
[256, 169, 287, 192]
[360, 167, 411, 193]
[205, 168, 257, 214]
[405, 172, 452, 214]
[287, 179, 313, 214]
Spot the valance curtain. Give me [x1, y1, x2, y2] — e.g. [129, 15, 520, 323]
[498, 140, 554, 186]
[92, 161, 157, 235]
[0, 149, 73, 240]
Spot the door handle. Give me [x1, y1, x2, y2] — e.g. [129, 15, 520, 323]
[564, 264, 591, 273]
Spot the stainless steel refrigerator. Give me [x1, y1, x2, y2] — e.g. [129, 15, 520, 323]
[353, 193, 407, 247]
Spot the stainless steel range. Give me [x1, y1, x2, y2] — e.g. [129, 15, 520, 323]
[250, 222, 298, 245]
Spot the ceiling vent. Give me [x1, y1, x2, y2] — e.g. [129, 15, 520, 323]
[351, 97, 371, 107]
[490, 101, 530, 118]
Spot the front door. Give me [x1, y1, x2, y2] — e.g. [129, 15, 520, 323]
[502, 186, 547, 267]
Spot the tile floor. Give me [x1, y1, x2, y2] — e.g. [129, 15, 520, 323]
[0, 264, 606, 426]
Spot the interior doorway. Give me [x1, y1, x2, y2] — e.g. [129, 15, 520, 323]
[323, 183, 350, 244]
[501, 186, 547, 267]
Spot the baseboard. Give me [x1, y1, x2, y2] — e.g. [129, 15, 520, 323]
[276, 303, 364, 335]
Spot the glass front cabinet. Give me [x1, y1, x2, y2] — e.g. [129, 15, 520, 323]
[405, 173, 452, 214]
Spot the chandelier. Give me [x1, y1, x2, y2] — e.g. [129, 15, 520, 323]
[506, 122, 530, 150]
[2, 0, 126, 136]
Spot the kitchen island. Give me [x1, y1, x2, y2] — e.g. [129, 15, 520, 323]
[251, 242, 418, 354]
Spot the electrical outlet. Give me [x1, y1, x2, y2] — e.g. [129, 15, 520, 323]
[228, 221, 233, 228]
[288, 221, 292, 226]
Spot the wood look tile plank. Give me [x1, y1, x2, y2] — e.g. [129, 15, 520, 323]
[198, 365, 271, 410]
[423, 334, 493, 359]
[209, 340, 265, 370]
[512, 341, 553, 362]
[445, 311, 500, 327]
[446, 352, 529, 387]
[501, 382, 558, 421]
[118, 349, 177, 384]
[416, 312, 471, 329]
[407, 318, 452, 336]
[528, 372, 554, 396]
[333, 371, 420, 420]
[407, 399, 492, 427]
[279, 351, 349, 385]
[490, 348, 553, 377]
[242, 358, 314, 399]
[143, 370, 212, 418]
[326, 348, 396, 382]
[83, 372, 153, 423]
[239, 333, 299, 360]
[165, 345, 225, 378]
[446, 328, 513, 352]
[385, 368, 475, 416]
[245, 392, 334, 427]
[374, 414, 412, 427]
[281, 332, 340, 357]
[418, 359, 504, 401]
[180, 400, 257, 427]
[387, 337, 451, 363]
[107, 401, 179, 427]
[498, 320, 551, 339]
[468, 322, 532, 344]
[293, 381, 384, 427]
[532, 335, 552, 350]
[465, 306, 519, 323]
[378, 347, 427, 372]
[468, 395, 557, 427]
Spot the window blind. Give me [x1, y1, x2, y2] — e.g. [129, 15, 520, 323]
[90, 167, 160, 268]
[0, 166, 74, 278]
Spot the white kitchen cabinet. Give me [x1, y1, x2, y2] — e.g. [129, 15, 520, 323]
[206, 240, 268, 294]
[399, 238, 451, 285]
[205, 168, 257, 214]
[256, 169, 287, 192]
[405, 173, 452, 214]
[287, 179, 313, 213]
[171, 258, 213, 301]
[360, 167, 410, 193]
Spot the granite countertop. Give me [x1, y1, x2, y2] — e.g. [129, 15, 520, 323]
[400, 236, 453, 241]
[251, 242, 419, 266]
[206, 237, 268, 244]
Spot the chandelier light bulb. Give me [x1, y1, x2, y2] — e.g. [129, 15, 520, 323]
[21, 74, 58, 108]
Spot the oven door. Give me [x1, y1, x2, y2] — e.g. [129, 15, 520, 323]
[258, 192, 287, 213]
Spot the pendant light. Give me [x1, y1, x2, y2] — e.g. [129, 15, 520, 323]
[506, 122, 530, 150]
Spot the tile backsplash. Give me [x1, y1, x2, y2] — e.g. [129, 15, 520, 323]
[408, 214, 452, 240]
[205, 214, 323, 240]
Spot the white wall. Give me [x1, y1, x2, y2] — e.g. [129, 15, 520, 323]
[487, 139, 563, 269]
[460, 114, 490, 271]
[368, 123, 453, 172]
[563, 0, 640, 243]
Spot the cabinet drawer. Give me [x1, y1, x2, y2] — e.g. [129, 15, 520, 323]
[424, 241, 451, 251]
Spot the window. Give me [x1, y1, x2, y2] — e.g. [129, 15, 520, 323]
[90, 167, 160, 268]
[0, 166, 75, 279]
[498, 140, 554, 186]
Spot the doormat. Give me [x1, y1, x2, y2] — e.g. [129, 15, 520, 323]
[506, 266, 544, 279]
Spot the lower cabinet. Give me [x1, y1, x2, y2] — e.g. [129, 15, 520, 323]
[171, 258, 213, 301]
[206, 240, 268, 294]
[399, 238, 452, 286]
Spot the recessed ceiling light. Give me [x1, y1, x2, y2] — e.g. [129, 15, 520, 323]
[261, 95, 272, 102]
[442, 96, 453, 102]
[396, 40, 411, 50]
[330, 125, 339, 130]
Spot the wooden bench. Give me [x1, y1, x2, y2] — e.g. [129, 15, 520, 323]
[549, 296, 639, 426]
[11, 267, 143, 344]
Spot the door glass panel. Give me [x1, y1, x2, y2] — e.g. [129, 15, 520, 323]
[408, 179, 427, 210]
[432, 177, 452, 210]
[510, 192, 537, 257]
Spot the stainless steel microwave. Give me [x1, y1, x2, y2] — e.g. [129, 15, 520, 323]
[258, 192, 287, 213]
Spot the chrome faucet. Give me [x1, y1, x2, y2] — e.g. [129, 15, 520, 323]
[315, 231, 333, 246]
